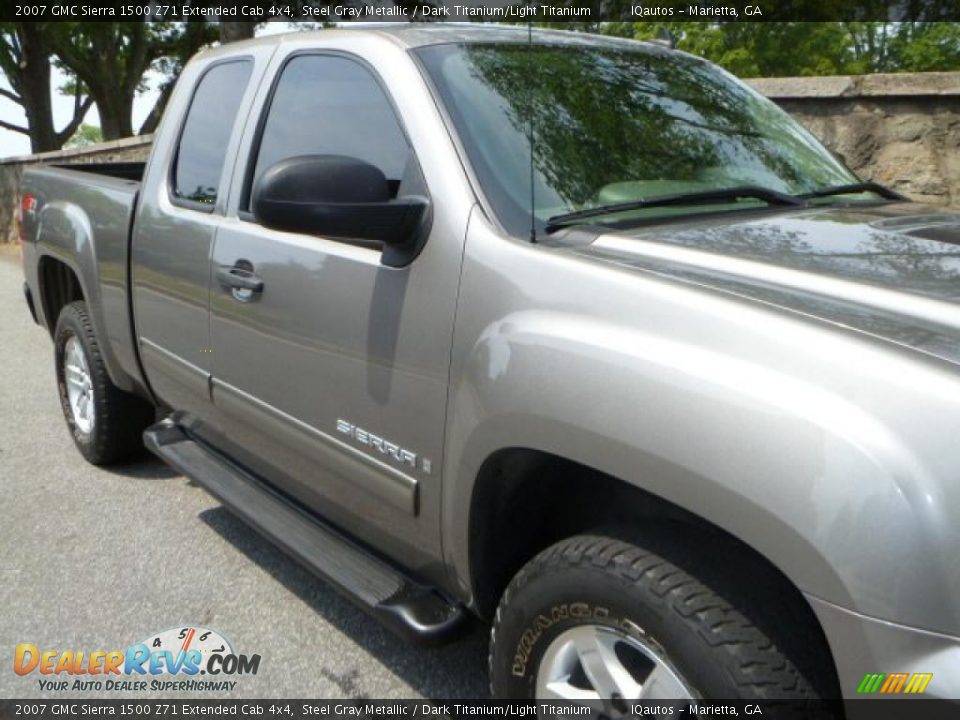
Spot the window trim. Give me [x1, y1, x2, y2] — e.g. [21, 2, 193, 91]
[237, 49, 421, 222]
[408, 44, 506, 238]
[168, 56, 254, 215]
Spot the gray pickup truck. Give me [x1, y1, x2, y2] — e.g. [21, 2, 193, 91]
[18, 25, 960, 704]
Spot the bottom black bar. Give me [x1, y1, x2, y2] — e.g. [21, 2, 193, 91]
[0, 700, 958, 720]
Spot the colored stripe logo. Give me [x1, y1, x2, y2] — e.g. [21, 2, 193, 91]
[857, 672, 932, 694]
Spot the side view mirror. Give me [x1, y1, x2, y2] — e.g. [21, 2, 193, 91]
[251, 154, 429, 256]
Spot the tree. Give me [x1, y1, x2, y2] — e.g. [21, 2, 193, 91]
[853, 22, 960, 72]
[52, 18, 266, 141]
[1, 17, 277, 152]
[656, 23, 852, 77]
[138, 19, 219, 135]
[0, 22, 93, 152]
[65, 123, 103, 148]
[896, 22, 960, 71]
[595, 21, 960, 78]
[219, 21, 257, 44]
[51, 21, 207, 140]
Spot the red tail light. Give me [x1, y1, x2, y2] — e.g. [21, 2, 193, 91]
[18, 193, 36, 245]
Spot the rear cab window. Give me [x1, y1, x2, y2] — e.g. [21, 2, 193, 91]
[172, 59, 254, 211]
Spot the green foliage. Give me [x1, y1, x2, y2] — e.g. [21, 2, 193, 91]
[594, 22, 960, 77]
[65, 123, 103, 148]
[892, 22, 960, 71]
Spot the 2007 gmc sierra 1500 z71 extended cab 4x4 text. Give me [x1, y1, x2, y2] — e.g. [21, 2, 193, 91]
[17, 25, 960, 705]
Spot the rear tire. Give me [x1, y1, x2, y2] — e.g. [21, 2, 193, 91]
[54, 301, 154, 465]
[490, 532, 819, 703]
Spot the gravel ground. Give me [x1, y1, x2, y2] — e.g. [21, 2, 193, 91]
[0, 250, 489, 700]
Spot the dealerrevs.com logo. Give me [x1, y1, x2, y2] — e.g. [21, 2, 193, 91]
[14, 626, 261, 693]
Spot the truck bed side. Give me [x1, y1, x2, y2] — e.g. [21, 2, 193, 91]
[21, 165, 148, 396]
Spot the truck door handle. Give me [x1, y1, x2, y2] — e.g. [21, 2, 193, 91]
[217, 263, 264, 293]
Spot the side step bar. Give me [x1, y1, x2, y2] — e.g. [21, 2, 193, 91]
[144, 421, 467, 644]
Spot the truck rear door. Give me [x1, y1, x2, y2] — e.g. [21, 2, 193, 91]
[131, 49, 268, 425]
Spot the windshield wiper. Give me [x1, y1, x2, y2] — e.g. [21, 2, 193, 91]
[545, 185, 804, 233]
[797, 181, 907, 201]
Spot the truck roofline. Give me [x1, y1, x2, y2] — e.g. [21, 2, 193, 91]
[191, 23, 687, 60]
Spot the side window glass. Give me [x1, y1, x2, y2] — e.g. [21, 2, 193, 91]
[250, 55, 411, 206]
[174, 60, 253, 206]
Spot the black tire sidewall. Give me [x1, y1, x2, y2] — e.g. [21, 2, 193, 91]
[54, 311, 97, 456]
[52, 301, 133, 464]
[493, 559, 744, 700]
[54, 302, 154, 465]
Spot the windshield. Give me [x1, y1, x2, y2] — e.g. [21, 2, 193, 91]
[415, 41, 860, 237]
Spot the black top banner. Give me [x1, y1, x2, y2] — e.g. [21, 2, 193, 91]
[5, 0, 960, 23]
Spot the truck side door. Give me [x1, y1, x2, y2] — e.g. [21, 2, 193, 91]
[131, 50, 267, 425]
[207, 43, 472, 577]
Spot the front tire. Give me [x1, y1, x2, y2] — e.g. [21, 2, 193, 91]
[54, 301, 154, 465]
[490, 533, 818, 703]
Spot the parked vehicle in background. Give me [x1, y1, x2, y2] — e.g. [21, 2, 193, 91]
[18, 25, 960, 703]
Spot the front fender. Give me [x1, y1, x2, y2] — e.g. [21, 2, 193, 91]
[442, 308, 960, 635]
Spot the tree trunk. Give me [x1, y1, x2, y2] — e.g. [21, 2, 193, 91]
[138, 80, 173, 136]
[16, 24, 58, 152]
[95, 87, 135, 140]
[220, 22, 256, 44]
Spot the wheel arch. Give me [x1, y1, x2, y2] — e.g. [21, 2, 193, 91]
[38, 254, 85, 336]
[36, 251, 140, 396]
[466, 446, 842, 697]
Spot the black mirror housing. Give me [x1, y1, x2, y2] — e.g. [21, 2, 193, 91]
[251, 155, 429, 264]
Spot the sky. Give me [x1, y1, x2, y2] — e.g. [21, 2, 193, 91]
[0, 23, 295, 159]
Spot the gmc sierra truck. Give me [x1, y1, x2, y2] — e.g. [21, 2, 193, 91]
[18, 25, 960, 705]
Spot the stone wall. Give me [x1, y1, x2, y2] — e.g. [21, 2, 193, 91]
[0, 135, 153, 244]
[747, 72, 960, 207]
[1, 70, 959, 243]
